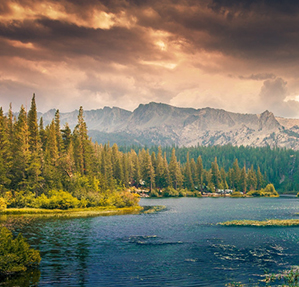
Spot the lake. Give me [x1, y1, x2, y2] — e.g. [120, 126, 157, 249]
[3, 196, 299, 286]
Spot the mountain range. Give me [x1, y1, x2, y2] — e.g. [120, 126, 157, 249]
[39, 102, 299, 149]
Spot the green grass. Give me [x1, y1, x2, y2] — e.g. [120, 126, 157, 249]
[0, 205, 167, 220]
[218, 219, 299, 227]
[0, 206, 143, 218]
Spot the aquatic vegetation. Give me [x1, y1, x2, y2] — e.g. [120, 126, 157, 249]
[142, 205, 166, 214]
[226, 267, 299, 286]
[219, 219, 299, 227]
[0, 227, 41, 277]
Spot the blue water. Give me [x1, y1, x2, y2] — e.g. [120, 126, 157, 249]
[5, 197, 299, 286]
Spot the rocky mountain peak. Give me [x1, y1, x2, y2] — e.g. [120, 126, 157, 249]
[38, 102, 299, 150]
[258, 110, 281, 131]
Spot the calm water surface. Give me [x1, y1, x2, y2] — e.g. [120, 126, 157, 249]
[4, 197, 299, 286]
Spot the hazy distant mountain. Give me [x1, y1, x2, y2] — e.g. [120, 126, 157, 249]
[40, 102, 299, 149]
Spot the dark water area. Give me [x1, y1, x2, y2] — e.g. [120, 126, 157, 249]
[2, 197, 299, 286]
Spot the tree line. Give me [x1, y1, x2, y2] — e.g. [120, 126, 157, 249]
[121, 143, 299, 192]
[0, 95, 271, 206]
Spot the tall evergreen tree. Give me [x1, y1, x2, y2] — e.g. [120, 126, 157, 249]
[0, 108, 11, 192]
[239, 166, 247, 193]
[211, 157, 221, 190]
[27, 94, 39, 153]
[184, 152, 194, 190]
[11, 105, 30, 190]
[196, 156, 203, 191]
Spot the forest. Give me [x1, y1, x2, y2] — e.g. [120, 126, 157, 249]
[0, 95, 291, 210]
[122, 144, 299, 192]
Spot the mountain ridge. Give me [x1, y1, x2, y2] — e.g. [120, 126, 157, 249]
[37, 102, 299, 149]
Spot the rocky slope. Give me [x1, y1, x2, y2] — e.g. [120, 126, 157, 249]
[41, 102, 299, 149]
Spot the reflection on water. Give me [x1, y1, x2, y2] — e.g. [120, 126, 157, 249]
[2, 197, 299, 286]
[0, 269, 40, 287]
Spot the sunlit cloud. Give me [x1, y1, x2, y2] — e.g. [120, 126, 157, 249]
[0, 0, 299, 117]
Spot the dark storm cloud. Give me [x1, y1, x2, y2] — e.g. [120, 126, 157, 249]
[1, 0, 299, 116]
[1, 0, 299, 67]
[209, 0, 299, 15]
[0, 17, 172, 67]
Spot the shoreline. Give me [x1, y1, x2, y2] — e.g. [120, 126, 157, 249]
[0, 205, 167, 220]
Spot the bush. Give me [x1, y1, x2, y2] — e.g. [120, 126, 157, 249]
[178, 189, 187, 197]
[230, 191, 244, 198]
[262, 184, 279, 197]
[35, 190, 81, 209]
[6, 191, 36, 208]
[112, 191, 140, 208]
[150, 190, 159, 197]
[246, 190, 262, 197]
[162, 187, 179, 197]
[247, 184, 279, 197]
[0, 227, 41, 277]
[0, 197, 6, 210]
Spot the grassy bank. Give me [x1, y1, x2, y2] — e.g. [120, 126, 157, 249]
[218, 219, 299, 227]
[0, 205, 167, 220]
[0, 206, 143, 219]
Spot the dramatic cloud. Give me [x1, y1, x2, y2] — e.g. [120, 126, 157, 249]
[259, 78, 299, 117]
[0, 0, 299, 117]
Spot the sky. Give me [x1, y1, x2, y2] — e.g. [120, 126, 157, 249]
[1, 0, 299, 117]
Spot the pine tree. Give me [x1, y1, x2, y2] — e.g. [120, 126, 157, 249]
[27, 94, 43, 194]
[61, 123, 72, 152]
[111, 144, 124, 184]
[131, 149, 141, 187]
[73, 107, 92, 175]
[190, 158, 197, 189]
[220, 167, 228, 190]
[196, 156, 203, 191]
[39, 117, 46, 151]
[54, 110, 63, 154]
[27, 94, 39, 153]
[163, 152, 171, 187]
[155, 147, 165, 189]
[211, 157, 221, 190]
[257, 166, 263, 190]
[247, 165, 257, 191]
[11, 105, 30, 190]
[232, 159, 241, 190]
[140, 150, 155, 190]
[169, 148, 183, 189]
[0, 108, 11, 192]
[184, 152, 194, 190]
[239, 166, 247, 193]
[45, 120, 58, 164]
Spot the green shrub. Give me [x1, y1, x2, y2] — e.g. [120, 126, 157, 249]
[113, 191, 140, 208]
[230, 191, 244, 198]
[0, 227, 41, 277]
[246, 190, 262, 197]
[150, 190, 159, 197]
[247, 184, 279, 197]
[6, 191, 36, 208]
[0, 197, 6, 210]
[35, 190, 81, 209]
[162, 187, 179, 197]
